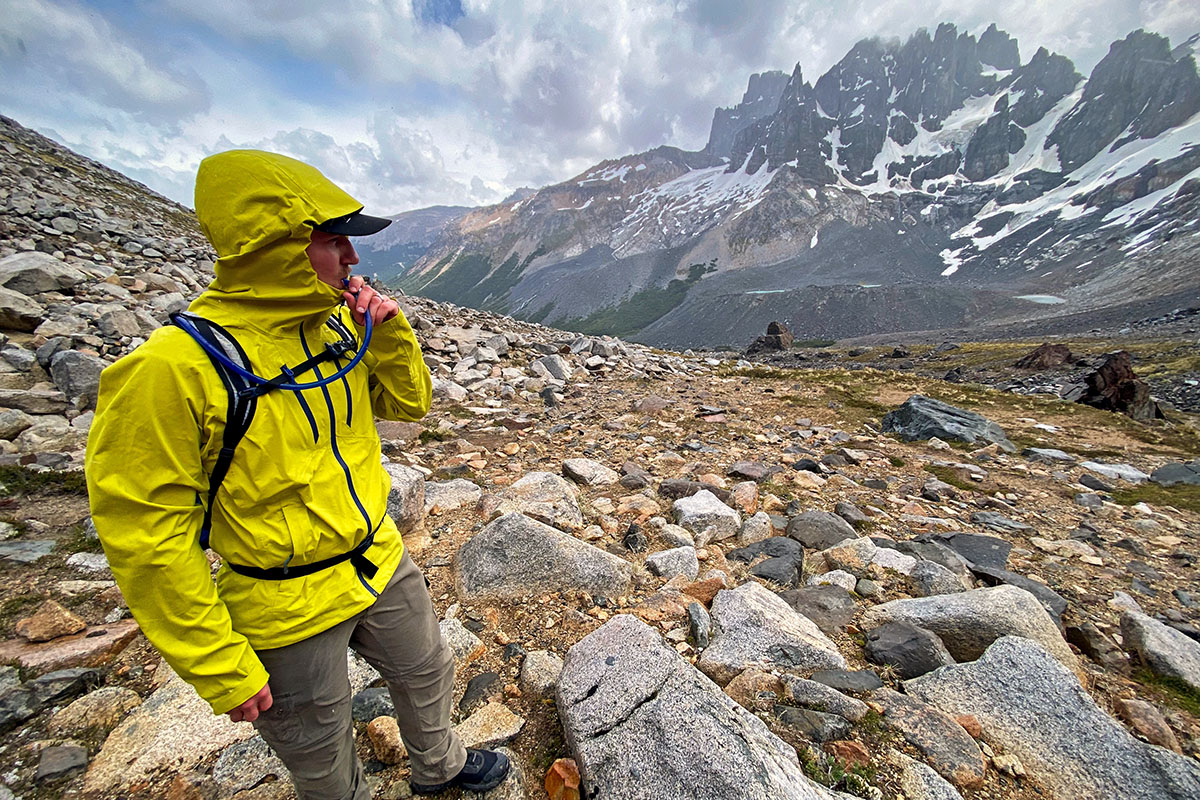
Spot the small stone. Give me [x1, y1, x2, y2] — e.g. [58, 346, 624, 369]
[865, 621, 957, 679]
[544, 757, 581, 800]
[823, 740, 871, 769]
[807, 570, 857, 591]
[35, 742, 89, 782]
[460, 672, 501, 715]
[687, 602, 711, 650]
[454, 701, 525, 749]
[773, 705, 850, 742]
[520, 651, 564, 696]
[781, 675, 869, 721]
[871, 688, 986, 789]
[440, 618, 486, 666]
[739, 513, 772, 546]
[352, 688, 394, 723]
[48, 686, 141, 736]
[16, 600, 87, 642]
[1114, 697, 1181, 753]
[722, 670, 784, 712]
[367, 716, 407, 764]
[645, 546, 699, 580]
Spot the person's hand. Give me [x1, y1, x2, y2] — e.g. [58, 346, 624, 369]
[227, 682, 273, 723]
[343, 275, 399, 326]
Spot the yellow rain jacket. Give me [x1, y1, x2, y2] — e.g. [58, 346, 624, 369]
[86, 151, 432, 714]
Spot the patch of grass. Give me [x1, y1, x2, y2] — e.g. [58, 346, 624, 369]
[796, 746, 878, 798]
[418, 428, 453, 444]
[1132, 668, 1200, 716]
[888, 456, 905, 468]
[0, 466, 87, 498]
[54, 523, 103, 554]
[562, 261, 715, 338]
[793, 338, 837, 349]
[923, 465, 982, 493]
[1111, 483, 1200, 514]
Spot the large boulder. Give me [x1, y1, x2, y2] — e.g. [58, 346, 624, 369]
[745, 321, 794, 355]
[697, 582, 846, 685]
[881, 395, 1015, 451]
[0, 286, 45, 332]
[785, 511, 857, 550]
[556, 614, 855, 800]
[1150, 461, 1200, 487]
[0, 252, 88, 295]
[1014, 342, 1073, 369]
[383, 463, 425, 533]
[496, 471, 584, 530]
[859, 585, 1079, 675]
[907, 636, 1200, 800]
[1121, 610, 1200, 691]
[49, 350, 107, 407]
[1064, 351, 1162, 421]
[454, 513, 631, 601]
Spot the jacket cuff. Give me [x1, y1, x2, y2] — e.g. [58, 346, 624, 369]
[206, 662, 272, 716]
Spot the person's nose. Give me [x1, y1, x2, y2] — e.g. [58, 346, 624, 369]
[342, 240, 359, 266]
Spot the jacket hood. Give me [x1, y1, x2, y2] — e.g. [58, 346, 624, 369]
[190, 150, 363, 329]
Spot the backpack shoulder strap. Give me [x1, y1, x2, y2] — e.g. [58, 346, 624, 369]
[170, 312, 258, 550]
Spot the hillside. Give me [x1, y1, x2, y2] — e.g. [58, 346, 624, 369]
[395, 24, 1200, 349]
[1, 110, 1200, 800]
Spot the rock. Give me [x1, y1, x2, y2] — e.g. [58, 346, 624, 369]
[871, 688, 986, 789]
[432, 377, 468, 402]
[911, 561, 967, 596]
[859, 585, 1079, 674]
[687, 601, 712, 649]
[728, 481, 759, 515]
[0, 388, 68, 414]
[645, 546, 699, 580]
[632, 395, 673, 414]
[83, 669, 258, 798]
[1065, 621, 1127, 671]
[556, 614, 850, 800]
[727, 536, 803, 587]
[881, 395, 1015, 451]
[809, 669, 883, 693]
[1067, 351, 1162, 421]
[1150, 461, 1200, 487]
[0, 408, 34, 439]
[544, 758, 580, 800]
[889, 749, 964, 800]
[0, 252, 88, 295]
[1023, 447, 1075, 464]
[865, 621, 956, 679]
[1121, 610, 1200, 690]
[727, 461, 779, 482]
[773, 706, 850, 742]
[366, 716, 407, 764]
[745, 321, 794, 355]
[934, 532, 1011, 571]
[967, 564, 1067, 623]
[834, 502, 869, 527]
[1114, 698, 1181, 753]
[0, 618, 138, 673]
[659, 478, 731, 503]
[66, 551, 111, 574]
[454, 513, 632, 600]
[907, 636, 1200, 800]
[48, 686, 140, 736]
[424, 478, 482, 514]
[969, 511, 1032, 533]
[776, 585, 856, 634]
[780, 676, 869, 721]
[383, 463, 425, 532]
[497, 472, 583, 530]
[672, 489, 740, 545]
[455, 701, 524, 749]
[723, 670, 784, 711]
[0, 286, 44, 331]
[562, 458, 619, 486]
[49, 350, 107, 406]
[35, 742, 89, 783]
[460, 672, 500, 715]
[1014, 343, 1073, 369]
[807, 570, 857, 591]
[15, 600, 87, 642]
[210, 735, 290, 797]
[1079, 472, 1113, 491]
[738, 511, 772, 545]
[440, 617, 485, 666]
[1079, 461, 1150, 484]
[520, 650, 564, 696]
[98, 308, 141, 338]
[786, 511, 857, 550]
[697, 582, 846, 684]
[818, 537, 877, 575]
[352, 687, 394, 723]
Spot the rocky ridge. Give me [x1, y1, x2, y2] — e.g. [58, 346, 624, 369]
[2, 114, 1200, 800]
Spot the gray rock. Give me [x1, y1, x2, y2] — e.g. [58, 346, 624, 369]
[212, 734, 290, 795]
[779, 675, 869, 721]
[432, 378, 468, 402]
[1023, 447, 1075, 463]
[834, 502, 869, 527]
[35, 743, 88, 782]
[563, 458, 620, 486]
[556, 614, 853, 800]
[519, 650, 564, 696]
[871, 688, 986, 788]
[773, 705, 850, 742]
[0, 408, 34, 440]
[881, 395, 1015, 451]
[424, 478, 482, 514]
[673, 489, 740, 545]
[1121, 610, 1200, 690]
[907, 636, 1200, 800]
[0, 539, 55, 563]
[808, 570, 857, 591]
[454, 513, 632, 601]
[1079, 461, 1150, 484]
[383, 463, 425, 533]
[0, 252, 88, 295]
[531, 354, 570, 381]
[98, 309, 140, 338]
[1, 344, 36, 371]
[890, 749, 964, 800]
[1150, 461, 1200, 487]
[697, 582, 846, 684]
[497, 471, 583, 530]
[0, 285, 45, 332]
[66, 551, 111, 574]
[934, 532, 1012, 571]
[860, 585, 1079, 673]
[645, 546, 699, 580]
[786, 511, 857, 550]
[776, 585, 856, 634]
[688, 602, 712, 649]
[738, 511, 772, 545]
[969, 511, 1032, 533]
[911, 560, 967, 596]
[865, 621, 956, 679]
[440, 617, 484, 665]
[49, 350, 107, 406]
[967, 564, 1068, 624]
[810, 669, 883, 693]
[352, 687, 394, 722]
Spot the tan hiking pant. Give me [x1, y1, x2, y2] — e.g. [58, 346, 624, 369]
[251, 551, 466, 799]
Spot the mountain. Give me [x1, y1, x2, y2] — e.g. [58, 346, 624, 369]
[355, 204, 471, 284]
[402, 24, 1200, 349]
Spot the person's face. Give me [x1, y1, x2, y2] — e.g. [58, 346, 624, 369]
[307, 230, 359, 287]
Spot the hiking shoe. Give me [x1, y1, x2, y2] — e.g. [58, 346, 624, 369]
[410, 748, 511, 794]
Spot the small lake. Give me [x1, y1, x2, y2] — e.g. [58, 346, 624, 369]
[1014, 295, 1066, 305]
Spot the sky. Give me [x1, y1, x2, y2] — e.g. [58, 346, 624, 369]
[2, 0, 1197, 215]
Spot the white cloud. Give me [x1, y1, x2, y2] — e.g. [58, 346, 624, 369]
[2, 0, 1196, 214]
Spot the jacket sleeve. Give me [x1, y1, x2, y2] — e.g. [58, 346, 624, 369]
[355, 307, 433, 421]
[85, 345, 269, 715]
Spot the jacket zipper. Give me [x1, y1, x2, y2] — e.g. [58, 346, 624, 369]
[300, 327, 378, 597]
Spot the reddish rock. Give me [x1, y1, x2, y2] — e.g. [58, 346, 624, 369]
[1014, 343, 1074, 369]
[1065, 351, 1163, 421]
[728, 481, 759, 515]
[872, 687, 987, 789]
[0, 619, 139, 673]
[366, 716, 407, 764]
[15, 600, 87, 642]
[545, 758, 581, 800]
[681, 576, 726, 606]
[723, 670, 784, 712]
[823, 740, 871, 768]
[1114, 697, 1181, 753]
[955, 713, 983, 739]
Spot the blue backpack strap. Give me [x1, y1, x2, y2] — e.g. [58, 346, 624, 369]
[170, 312, 259, 550]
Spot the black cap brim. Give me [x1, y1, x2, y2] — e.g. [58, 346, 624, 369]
[316, 211, 392, 236]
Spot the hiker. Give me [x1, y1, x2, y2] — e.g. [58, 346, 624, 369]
[85, 150, 509, 797]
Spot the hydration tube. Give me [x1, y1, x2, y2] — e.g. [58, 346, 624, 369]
[175, 279, 373, 392]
